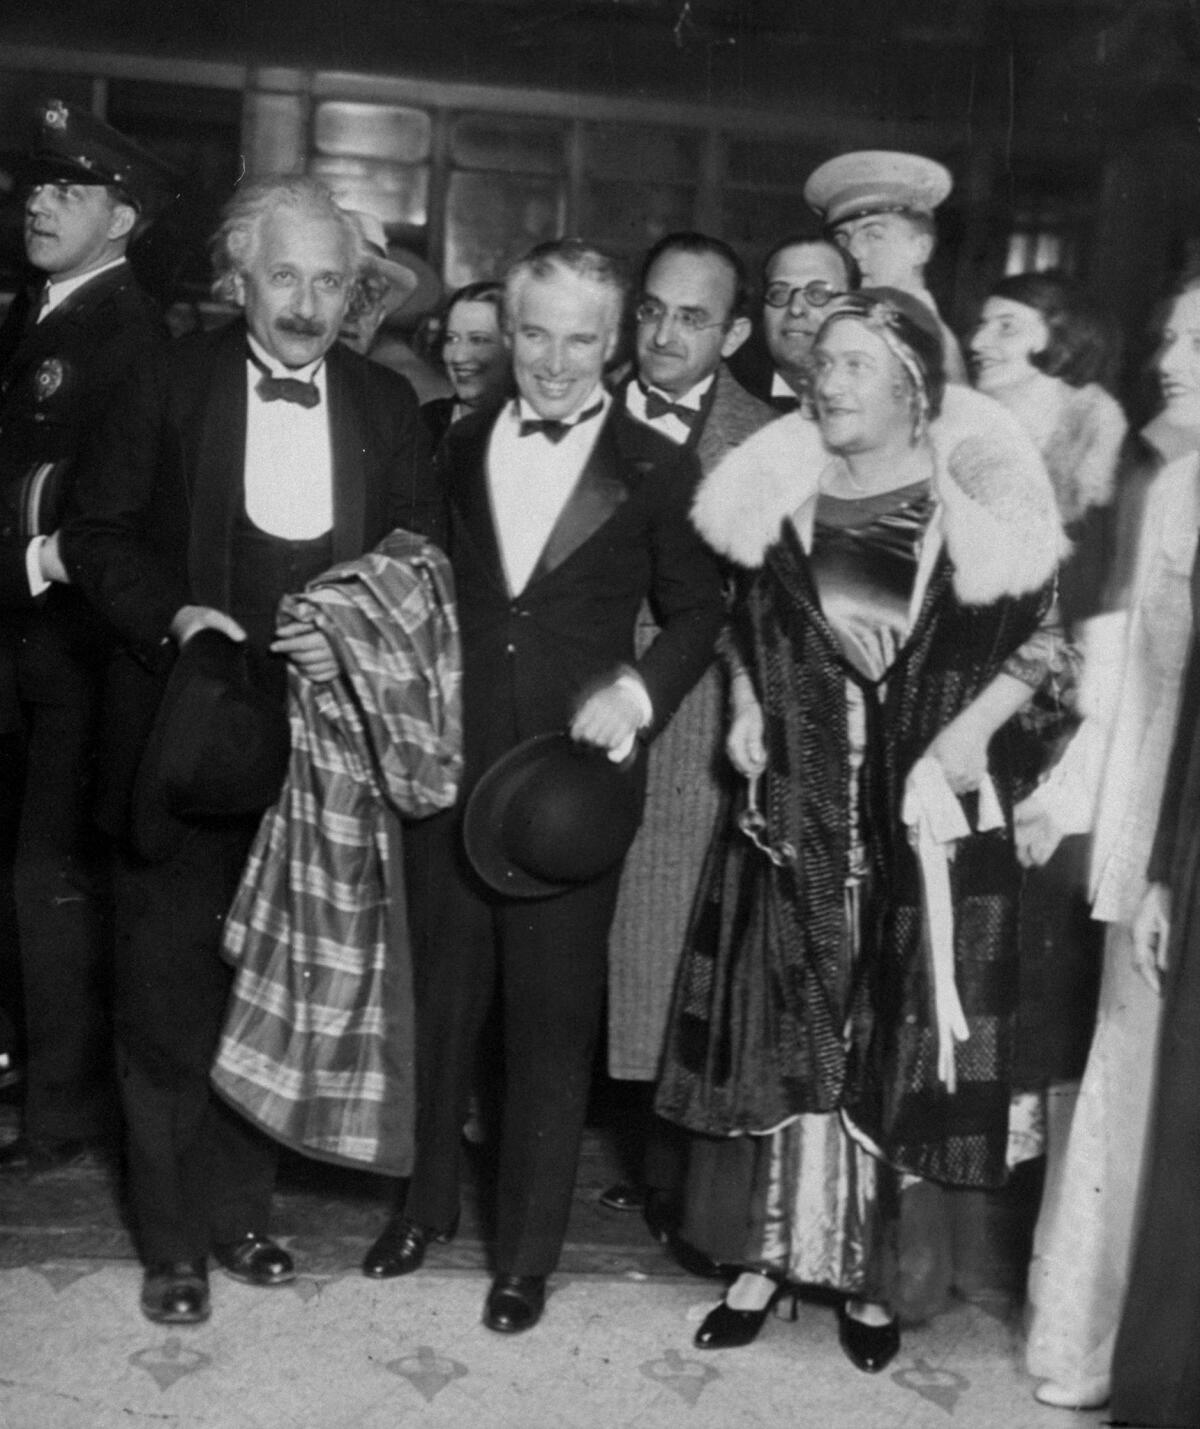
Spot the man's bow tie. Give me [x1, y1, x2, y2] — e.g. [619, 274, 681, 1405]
[641, 387, 698, 427]
[518, 397, 604, 443]
[247, 347, 321, 408]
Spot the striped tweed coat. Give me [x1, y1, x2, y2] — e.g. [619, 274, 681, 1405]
[212, 531, 461, 1174]
[607, 365, 778, 1080]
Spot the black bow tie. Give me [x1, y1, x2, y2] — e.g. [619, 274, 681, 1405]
[518, 398, 604, 443]
[640, 386, 699, 428]
[770, 393, 801, 414]
[247, 348, 321, 408]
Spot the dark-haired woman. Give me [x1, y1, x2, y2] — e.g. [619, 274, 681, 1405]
[421, 281, 511, 446]
[656, 289, 1064, 1372]
[971, 271, 1126, 634]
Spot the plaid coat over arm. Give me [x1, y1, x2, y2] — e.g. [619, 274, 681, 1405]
[212, 530, 461, 1175]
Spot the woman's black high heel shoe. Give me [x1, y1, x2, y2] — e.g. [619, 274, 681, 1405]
[694, 1282, 798, 1350]
[836, 1302, 900, 1373]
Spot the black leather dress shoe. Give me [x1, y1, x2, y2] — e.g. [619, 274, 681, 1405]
[141, 1260, 211, 1324]
[211, 1233, 295, 1286]
[599, 1181, 644, 1213]
[361, 1214, 456, 1279]
[837, 1303, 901, 1373]
[0, 1134, 90, 1177]
[483, 1274, 546, 1334]
[642, 1188, 682, 1243]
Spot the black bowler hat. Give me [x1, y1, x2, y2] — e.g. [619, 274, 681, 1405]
[132, 630, 291, 864]
[20, 98, 179, 217]
[464, 732, 643, 899]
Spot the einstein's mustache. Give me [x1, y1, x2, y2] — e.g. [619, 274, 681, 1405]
[275, 315, 326, 338]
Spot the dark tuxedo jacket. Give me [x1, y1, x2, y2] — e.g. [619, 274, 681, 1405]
[437, 401, 724, 792]
[62, 316, 443, 834]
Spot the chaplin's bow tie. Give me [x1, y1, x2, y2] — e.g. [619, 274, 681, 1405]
[770, 393, 801, 414]
[518, 397, 604, 443]
[640, 386, 699, 427]
[248, 348, 321, 408]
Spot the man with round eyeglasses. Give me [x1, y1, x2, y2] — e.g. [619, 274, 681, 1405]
[759, 236, 856, 411]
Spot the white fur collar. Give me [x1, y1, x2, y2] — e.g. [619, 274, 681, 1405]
[691, 384, 1068, 604]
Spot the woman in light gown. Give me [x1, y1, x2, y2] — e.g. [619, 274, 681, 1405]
[1014, 274, 1200, 1412]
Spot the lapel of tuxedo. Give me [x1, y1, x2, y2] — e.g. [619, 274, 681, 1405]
[188, 322, 249, 609]
[527, 410, 629, 586]
[451, 413, 510, 593]
[325, 346, 367, 563]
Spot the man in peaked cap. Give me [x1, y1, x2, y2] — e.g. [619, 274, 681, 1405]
[804, 150, 968, 383]
[0, 100, 174, 1179]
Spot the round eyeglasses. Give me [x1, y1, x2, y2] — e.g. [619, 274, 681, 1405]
[634, 300, 727, 334]
[763, 280, 842, 310]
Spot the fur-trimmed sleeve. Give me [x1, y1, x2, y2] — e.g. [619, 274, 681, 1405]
[932, 386, 1069, 605]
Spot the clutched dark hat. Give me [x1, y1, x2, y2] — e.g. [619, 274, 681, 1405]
[20, 98, 180, 217]
[464, 732, 643, 899]
[132, 630, 291, 863]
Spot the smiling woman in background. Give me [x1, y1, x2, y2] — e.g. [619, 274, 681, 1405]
[421, 280, 512, 446]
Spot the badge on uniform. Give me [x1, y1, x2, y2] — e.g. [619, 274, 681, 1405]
[33, 357, 65, 402]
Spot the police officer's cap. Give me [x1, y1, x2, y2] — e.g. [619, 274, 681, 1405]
[21, 99, 179, 217]
[804, 151, 952, 229]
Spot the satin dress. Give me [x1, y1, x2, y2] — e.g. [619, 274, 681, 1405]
[689, 481, 934, 1295]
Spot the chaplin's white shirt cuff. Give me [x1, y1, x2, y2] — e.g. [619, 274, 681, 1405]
[25, 536, 50, 597]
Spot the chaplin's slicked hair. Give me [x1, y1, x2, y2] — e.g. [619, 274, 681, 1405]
[503, 239, 628, 335]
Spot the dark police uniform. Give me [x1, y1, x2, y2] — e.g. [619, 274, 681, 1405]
[0, 98, 173, 1166]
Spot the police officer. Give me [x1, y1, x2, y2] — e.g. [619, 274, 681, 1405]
[0, 100, 174, 1176]
[804, 150, 968, 384]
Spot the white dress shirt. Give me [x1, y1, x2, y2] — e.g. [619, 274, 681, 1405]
[487, 388, 651, 755]
[771, 370, 802, 402]
[624, 373, 713, 446]
[243, 334, 333, 539]
[487, 390, 610, 594]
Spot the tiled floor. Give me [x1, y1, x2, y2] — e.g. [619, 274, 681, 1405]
[0, 1262, 1110, 1429]
[0, 1103, 1108, 1429]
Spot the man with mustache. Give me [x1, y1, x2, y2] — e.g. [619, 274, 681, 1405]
[0, 101, 173, 1178]
[62, 174, 441, 1324]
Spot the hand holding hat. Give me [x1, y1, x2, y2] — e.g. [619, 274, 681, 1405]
[464, 732, 644, 899]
